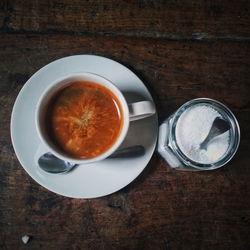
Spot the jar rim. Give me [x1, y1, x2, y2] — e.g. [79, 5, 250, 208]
[169, 98, 240, 170]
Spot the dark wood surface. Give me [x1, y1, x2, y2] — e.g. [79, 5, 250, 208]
[0, 1, 250, 250]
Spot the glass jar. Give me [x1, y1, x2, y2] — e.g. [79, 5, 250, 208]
[157, 98, 240, 171]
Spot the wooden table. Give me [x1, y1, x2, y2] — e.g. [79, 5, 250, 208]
[1, 1, 250, 249]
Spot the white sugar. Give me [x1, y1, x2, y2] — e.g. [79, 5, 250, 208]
[21, 235, 30, 244]
[176, 104, 230, 164]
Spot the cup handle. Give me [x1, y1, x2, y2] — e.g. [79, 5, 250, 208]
[128, 101, 156, 121]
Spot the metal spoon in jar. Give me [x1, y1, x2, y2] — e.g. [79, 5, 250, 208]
[38, 145, 145, 174]
[199, 117, 230, 150]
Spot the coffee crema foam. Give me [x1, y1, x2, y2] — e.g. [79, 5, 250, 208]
[45, 81, 123, 159]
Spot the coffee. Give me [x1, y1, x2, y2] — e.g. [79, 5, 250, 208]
[45, 81, 123, 159]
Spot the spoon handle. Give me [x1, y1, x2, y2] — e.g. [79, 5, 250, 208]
[108, 145, 145, 158]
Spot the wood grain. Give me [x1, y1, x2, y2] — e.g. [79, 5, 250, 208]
[0, 34, 250, 249]
[0, 0, 250, 39]
[1, 0, 250, 249]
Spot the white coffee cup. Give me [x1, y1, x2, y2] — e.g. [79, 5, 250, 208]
[35, 72, 155, 164]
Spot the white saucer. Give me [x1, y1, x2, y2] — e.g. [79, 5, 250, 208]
[11, 55, 158, 198]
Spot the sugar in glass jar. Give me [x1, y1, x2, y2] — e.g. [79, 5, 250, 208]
[158, 98, 240, 171]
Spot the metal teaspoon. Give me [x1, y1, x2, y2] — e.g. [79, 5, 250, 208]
[38, 145, 145, 174]
[199, 117, 230, 150]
